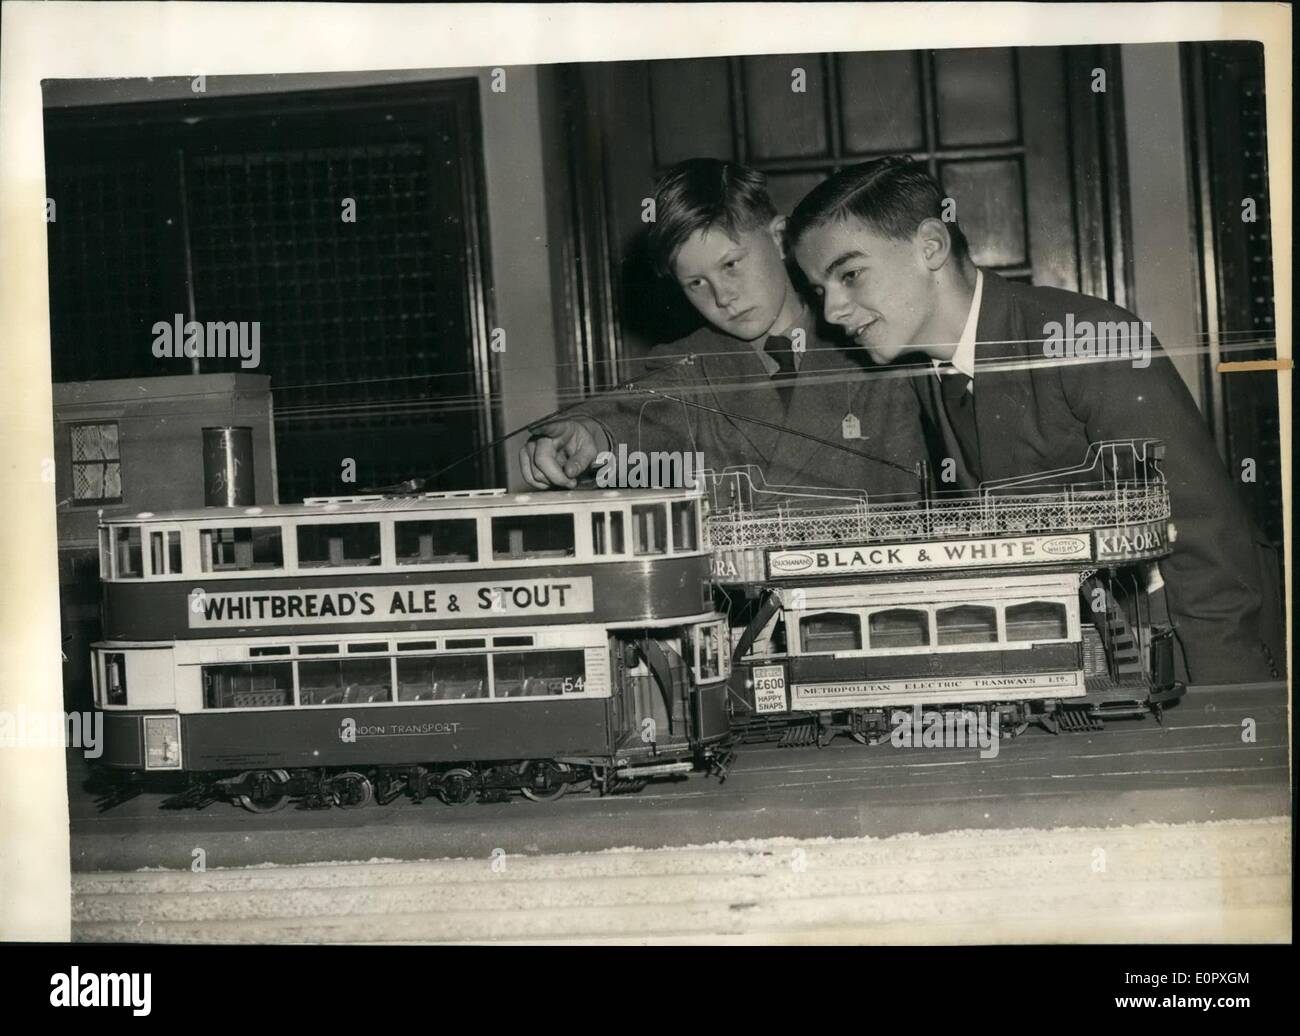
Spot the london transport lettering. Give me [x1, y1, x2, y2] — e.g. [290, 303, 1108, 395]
[189, 578, 594, 629]
[767, 534, 1092, 577]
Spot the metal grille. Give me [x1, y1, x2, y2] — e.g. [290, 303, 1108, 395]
[46, 157, 174, 382]
[184, 131, 480, 501]
[705, 486, 1170, 550]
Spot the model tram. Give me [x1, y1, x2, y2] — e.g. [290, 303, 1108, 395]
[89, 486, 731, 810]
[707, 439, 1186, 746]
[88, 437, 1186, 811]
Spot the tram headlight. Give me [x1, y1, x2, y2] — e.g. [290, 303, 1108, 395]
[143, 715, 182, 770]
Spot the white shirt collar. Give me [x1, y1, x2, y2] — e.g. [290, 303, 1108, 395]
[932, 268, 983, 380]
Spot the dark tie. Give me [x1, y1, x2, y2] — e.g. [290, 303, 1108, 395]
[932, 365, 981, 484]
[765, 335, 797, 409]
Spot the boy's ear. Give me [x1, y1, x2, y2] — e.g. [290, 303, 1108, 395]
[916, 217, 953, 270]
[767, 214, 790, 257]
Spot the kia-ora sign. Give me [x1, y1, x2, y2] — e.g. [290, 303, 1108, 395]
[766, 534, 1093, 577]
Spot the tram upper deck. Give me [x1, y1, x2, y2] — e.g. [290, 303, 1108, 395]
[96, 486, 713, 640]
[704, 439, 1175, 582]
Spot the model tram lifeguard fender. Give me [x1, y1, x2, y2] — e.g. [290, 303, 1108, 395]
[89, 486, 732, 810]
[705, 440, 1187, 743]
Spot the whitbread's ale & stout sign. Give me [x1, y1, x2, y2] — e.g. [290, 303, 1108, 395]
[189, 578, 594, 628]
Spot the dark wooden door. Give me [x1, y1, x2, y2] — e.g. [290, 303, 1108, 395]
[562, 46, 1130, 379]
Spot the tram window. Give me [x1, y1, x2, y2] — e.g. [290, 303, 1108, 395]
[446, 637, 486, 650]
[150, 531, 182, 575]
[396, 653, 488, 702]
[632, 504, 667, 556]
[202, 526, 283, 572]
[1006, 601, 1069, 642]
[298, 657, 392, 706]
[868, 609, 930, 649]
[494, 635, 534, 647]
[936, 605, 998, 646]
[298, 644, 339, 655]
[113, 527, 143, 579]
[671, 501, 698, 552]
[397, 640, 439, 652]
[202, 662, 293, 709]
[249, 646, 291, 657]
[346, 642, 388, 653]
[693, 623, 724, 678]
[492, 650, 586, 698]
[297, 522, 381, 567]
[98, 528, 112, 579]
[799, 612, 863, 653]
[491, 513, 575, 560]
[591, 511, 626, 555]
[395, 518, 478, 565]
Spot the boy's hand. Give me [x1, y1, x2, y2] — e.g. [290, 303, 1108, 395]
[519, 418, 610, 489]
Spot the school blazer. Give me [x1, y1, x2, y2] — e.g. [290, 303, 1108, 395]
[570, 318, 927, 498]
[910, 269, 1282, 686]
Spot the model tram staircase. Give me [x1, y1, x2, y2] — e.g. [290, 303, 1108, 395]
[1099, 588, 1144, 677]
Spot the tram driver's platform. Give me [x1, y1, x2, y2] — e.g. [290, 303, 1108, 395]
[67, 681, 1288, 872]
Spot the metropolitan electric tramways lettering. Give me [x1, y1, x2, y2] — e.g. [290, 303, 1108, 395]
[190, 578, 594, 628]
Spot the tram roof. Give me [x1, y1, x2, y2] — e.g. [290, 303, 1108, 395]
[98, 485, 705, 525]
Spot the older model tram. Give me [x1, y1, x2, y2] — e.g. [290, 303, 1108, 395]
[90, 486, 731, 810]
[708, 440, 1186, 745]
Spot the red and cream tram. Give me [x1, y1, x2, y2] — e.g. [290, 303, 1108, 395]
[90, 486, 731, 810]
[709, 440, 1186, 744]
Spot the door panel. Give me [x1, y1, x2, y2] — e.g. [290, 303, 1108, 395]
[571, 46, 1119, 374]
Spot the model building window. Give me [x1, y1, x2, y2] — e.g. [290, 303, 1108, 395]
[800, 611, 863, 653]
[70, 422, 122, 504]
[297, 522, 381, 567]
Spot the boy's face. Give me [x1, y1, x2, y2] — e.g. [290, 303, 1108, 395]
[794, 216, 939, 365]
[670, 219, 794, 342]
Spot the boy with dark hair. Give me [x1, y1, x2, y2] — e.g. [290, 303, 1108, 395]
[519, 158, 924, 496]
[786, 156, 1282, 687]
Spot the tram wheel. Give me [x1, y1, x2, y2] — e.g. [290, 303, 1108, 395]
[330, 771, 373, 808]
[520, 761, 572, 803]
[438, 767, 476, 806]
[236, 769, 292, 813]
[849, 731, 889, 746]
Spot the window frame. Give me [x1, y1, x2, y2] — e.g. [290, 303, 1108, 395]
[69, 420, 123, 506]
